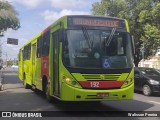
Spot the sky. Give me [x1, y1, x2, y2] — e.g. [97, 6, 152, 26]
[1, 0, 100, 60]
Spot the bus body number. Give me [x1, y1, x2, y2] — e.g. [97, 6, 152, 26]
[90, 82, 99, 88]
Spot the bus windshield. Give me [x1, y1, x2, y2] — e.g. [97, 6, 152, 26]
[63, 29, 133, 69]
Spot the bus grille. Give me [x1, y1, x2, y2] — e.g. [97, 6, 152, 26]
[82, 74, 121, 80]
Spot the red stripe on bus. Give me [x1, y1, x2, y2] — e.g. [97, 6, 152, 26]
[79, 81, 124, 89]
[41, 56, 49, 79]
[43, 26, 50, 33]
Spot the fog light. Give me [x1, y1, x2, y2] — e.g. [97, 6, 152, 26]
[72, 81, 76, 85]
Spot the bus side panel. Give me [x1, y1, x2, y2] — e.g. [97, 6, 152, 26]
[41, 56, 49, 81]
[35, 58, 42, 91]
[49, 33, 53, 96]
[24, 60, 32, 85]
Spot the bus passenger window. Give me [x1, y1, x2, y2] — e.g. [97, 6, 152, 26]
[37, 36, 42, 58]
[42, 31, 50, 56]
[23, 44, 31, 60]
[63, 40, 70, 65]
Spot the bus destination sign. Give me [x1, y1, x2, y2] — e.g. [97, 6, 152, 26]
[68, 16, 125, 28]
[73, 18, 119, 27]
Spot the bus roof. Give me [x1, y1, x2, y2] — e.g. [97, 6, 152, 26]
[65, 15, 125, 20]
[20, 15, 127, 49]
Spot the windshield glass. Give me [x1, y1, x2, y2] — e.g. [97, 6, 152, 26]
[63, 29, 133, 69]
[140, 68, 160, 76]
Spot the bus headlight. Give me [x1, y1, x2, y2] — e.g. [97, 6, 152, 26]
[65, 78, 72, 83]
[62, 76, 82, 88]
[65, 78, 77, 85]
[72, 81, 77, 85]
[121, 78, 134, 88]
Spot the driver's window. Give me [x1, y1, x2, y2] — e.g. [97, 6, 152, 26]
[80, 40, 88, 49]
[79, 40, 90, 53]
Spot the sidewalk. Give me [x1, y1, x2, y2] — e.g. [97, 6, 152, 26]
[0, 68, 20, 91]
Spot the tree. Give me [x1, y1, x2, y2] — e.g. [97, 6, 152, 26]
[0, 1, 20, 35]
[92, 0, 128, 17]
[141, 24, 160, 56]
[91, 0, 160, 66]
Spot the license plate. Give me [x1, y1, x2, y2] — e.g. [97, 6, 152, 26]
[97, 93, 109, 97]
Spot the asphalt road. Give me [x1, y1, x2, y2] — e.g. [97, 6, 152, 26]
[0, 68, 160, 120]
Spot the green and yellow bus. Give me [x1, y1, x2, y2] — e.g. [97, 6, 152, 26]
[18, 15, 134, 102]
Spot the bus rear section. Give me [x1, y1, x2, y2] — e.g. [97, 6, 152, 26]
[50, 16, 134, 101]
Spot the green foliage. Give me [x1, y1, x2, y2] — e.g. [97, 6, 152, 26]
[91, 0, 160, 66]
[141, 24, 160, 57]
[92, 0, 128, 17]
[0, 1, 20, 34]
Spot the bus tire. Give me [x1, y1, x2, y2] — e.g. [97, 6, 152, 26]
[23, 73, 30, 89]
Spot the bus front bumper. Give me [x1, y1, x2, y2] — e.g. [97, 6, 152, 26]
[60, 83, 134, 101]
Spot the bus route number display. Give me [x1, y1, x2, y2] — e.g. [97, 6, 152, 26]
[73, 18, 119, 27]
[90, 81, 99, 88]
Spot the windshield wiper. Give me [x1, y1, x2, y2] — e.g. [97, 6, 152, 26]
[82, 26, 92, 49]
[105, 28, 116, 47]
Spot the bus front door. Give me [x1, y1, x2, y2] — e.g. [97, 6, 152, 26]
[53, 32, 59, 97]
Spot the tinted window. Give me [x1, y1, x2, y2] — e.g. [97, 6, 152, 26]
[36, 31, 50, 57]
[37, 36, 43, 58]
[63, 29, 133, 69]
[42, 31, 50, 56]
[23, 43, 31, 60]
[139, 68, 160, 76]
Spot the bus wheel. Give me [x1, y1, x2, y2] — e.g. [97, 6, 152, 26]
[45, 82, 52, 102]
[23, 74, 30, 89]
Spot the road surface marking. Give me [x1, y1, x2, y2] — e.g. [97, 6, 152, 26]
[148, 100, 160, 105]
